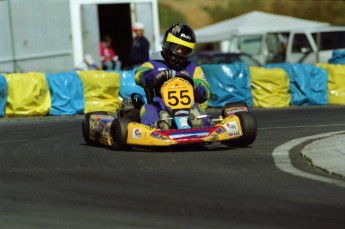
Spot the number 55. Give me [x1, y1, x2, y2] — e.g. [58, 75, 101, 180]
[167, 90, 192, 106]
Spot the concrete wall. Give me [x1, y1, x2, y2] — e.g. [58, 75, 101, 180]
[0, 0, 75, 73]
[0, 0, 101, 73]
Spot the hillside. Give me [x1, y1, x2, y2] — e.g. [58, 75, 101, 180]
[158, 0, 345, 31]
[158, 0, 227, 29]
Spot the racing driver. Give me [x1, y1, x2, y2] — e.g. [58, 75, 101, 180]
[134, 23, 210, 128]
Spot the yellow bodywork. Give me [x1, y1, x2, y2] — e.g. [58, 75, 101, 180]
[126, 123, 177, 146]
[126, 115, 243, 147]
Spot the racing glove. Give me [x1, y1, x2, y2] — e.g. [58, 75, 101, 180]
[193, 84, 207, 104]
[154, 70, 176, 85]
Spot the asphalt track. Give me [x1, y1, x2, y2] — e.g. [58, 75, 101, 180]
[0, 106, 345, 229]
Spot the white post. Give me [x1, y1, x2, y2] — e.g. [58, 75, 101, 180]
[151, 0, 161, 51]
[69, 0, 83, 68]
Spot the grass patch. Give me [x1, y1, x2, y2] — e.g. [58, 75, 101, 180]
[158, 3, 187, 32]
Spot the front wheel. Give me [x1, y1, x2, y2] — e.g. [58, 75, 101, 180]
[221, 111, 257, 147]
[110, 116, 133, 151]
[222, 101, 249, 118]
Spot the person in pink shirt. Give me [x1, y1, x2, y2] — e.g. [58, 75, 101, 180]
[99, 36, 117, 70]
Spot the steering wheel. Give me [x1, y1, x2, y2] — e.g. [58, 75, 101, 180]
[175, 73, 194, 87]
[155, 73, 194, 94]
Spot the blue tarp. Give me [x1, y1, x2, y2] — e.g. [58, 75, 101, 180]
[266, 63, 328, 106]
[46, 72, 84, 115]
[201, 63, 253, 107]
[117, 69, 146, 102]
[0, 74, 8, 117]
[328, 50, 345, 64]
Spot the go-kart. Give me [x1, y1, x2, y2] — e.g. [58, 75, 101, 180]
[82, 75, 257, 150]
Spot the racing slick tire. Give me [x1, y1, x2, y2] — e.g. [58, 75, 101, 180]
[110, 117, 133, 151]
[82, 111, 108, 146]
[221, 111, 257, 147]
[222, 102, 249, 117]
[110, 109, 140, 151]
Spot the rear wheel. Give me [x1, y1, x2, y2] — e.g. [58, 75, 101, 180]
[82, 111, 108, 146]
[221, 111, 257, 147]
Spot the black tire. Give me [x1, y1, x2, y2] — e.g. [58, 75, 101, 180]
[110, 108, 140, 151]
[222, 101, 249, 118]
[82, 111, 108, 146]
[221, 111, 257, 147]
[110, 117, 133, 151]
[119, 108, 141, 122]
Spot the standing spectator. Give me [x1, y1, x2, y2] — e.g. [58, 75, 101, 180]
[99, 35, 117, 70]
[128, 22, 150, 69]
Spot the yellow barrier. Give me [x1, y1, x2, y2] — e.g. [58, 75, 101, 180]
[3, 72, 51, 117]
[77, 70, 121, 113]
[250, 67, 290, 108]
[317, 64, 345, 105]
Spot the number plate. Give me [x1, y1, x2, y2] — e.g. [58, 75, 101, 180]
[161, 78, 194, 110]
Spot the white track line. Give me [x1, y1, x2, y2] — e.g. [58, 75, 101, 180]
[272, 131, 345, 188]
[260, 123, 345, 130]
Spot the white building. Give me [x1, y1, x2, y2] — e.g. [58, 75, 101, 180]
[0, 0, 160, 73]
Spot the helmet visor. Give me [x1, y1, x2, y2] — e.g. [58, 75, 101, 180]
[168, 43, 194, 57]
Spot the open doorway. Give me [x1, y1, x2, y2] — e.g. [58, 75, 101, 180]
[98, 4, 132, 69]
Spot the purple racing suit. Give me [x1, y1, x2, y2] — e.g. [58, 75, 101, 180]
[134, 51, 210, 127]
